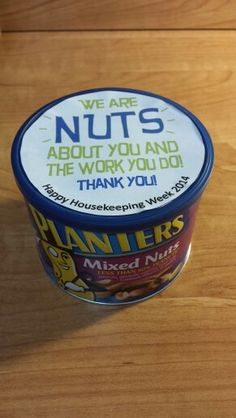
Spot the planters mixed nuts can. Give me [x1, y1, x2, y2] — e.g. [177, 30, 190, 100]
[11, 88, 214, 305]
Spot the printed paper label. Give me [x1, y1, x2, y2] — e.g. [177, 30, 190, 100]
[20, 90, 205, 215]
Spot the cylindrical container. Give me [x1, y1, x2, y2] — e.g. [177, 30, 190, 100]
[11, 88, 214, 305]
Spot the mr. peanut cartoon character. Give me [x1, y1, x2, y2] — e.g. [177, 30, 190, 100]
[41, 240, 95, 301]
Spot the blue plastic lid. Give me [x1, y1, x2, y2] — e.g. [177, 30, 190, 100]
[11, 88, 214, 231]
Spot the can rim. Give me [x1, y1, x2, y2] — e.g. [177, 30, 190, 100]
[11, 87, 214, 231]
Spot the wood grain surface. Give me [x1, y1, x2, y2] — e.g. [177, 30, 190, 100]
[1, 30, 236, 418]
[1, 0, 236, 31]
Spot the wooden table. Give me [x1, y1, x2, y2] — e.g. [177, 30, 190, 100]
[1, 28, 236, 418]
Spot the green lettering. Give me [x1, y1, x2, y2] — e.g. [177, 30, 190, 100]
[47, 146, 58, 159]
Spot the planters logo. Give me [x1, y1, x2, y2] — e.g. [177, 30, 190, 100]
[29, 204, 185, 256]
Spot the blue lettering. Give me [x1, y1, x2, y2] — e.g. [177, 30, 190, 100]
[55, 116, 80, 143]
[55, 107, 164, 143]
[111, 112, 136, 138]
[139, 108, 164, 134]
[84, 114, 111, 140]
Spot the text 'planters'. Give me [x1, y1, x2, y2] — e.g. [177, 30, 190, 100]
[11, 88, 214, 305]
